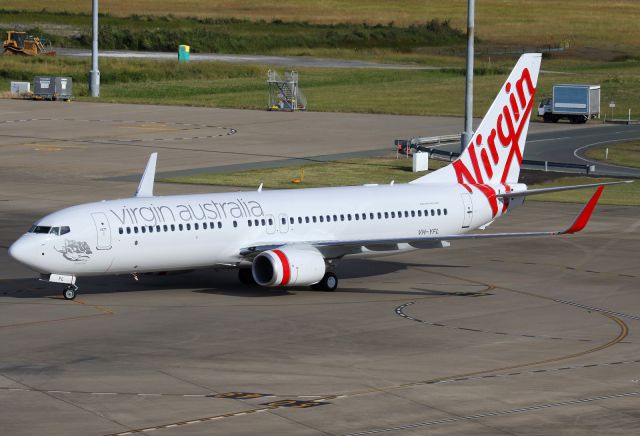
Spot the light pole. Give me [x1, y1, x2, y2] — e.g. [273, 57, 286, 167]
[461, 0, 475, 152]
[90, 0, 100, 97]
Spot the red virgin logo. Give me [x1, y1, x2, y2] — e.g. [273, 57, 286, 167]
[453, 67, 536, 216]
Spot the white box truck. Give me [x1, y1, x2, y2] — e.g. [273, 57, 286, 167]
[538, 84, 600, 124]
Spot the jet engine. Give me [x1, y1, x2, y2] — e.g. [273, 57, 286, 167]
[252, 246, 326, 287]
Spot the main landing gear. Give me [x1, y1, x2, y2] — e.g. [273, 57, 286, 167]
[63, 284, 78, 300]
[311, 272, 338, 292]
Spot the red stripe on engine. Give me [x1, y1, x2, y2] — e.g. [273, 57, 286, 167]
[272, 249, 291, 286]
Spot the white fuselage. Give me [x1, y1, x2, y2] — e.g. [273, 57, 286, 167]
[9, 183, 503, 277]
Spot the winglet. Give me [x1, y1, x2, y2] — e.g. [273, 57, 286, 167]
[135, 153, 157, 198]
[562, 186, 604, 234]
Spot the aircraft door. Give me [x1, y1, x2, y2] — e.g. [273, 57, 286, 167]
[266, 214, 276, 234]
[91, 212, 112, 250]
[460, 193, 473, 228]
[279, 213, 289, 233]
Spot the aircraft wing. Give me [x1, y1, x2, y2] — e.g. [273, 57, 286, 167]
[240, 185, 606, 257]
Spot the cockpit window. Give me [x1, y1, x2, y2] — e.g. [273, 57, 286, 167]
[29, 225, 70, 235]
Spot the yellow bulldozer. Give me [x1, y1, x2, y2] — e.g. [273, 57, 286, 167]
[3, 31, 56, 56]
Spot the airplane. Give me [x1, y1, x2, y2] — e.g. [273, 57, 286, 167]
[8, 53, 629, 300]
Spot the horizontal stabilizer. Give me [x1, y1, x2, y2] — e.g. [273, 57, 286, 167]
[135, 153, 157, 198]
[497, 180, 631, 198]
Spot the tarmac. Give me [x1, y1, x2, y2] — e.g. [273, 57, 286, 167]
[0, 99, 639, 435]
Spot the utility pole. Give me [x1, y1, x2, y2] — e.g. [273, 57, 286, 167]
[461, 0, 475, 152]
[90, 0, 100, 97]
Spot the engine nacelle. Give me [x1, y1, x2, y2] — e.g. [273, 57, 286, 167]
[252, 246, 326, 287]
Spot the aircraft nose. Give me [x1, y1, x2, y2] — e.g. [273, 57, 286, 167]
[9, 237, 29, 265]
[8, 236, 41, 270]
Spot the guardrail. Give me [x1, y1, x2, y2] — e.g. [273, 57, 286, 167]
[394, 137, 596, 175]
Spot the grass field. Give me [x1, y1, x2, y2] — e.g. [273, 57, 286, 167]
[162, 158, 447, 189]
[162, 157, 638, 206]
[3, 56, 640, 117]
[3, 1, 639, 54]
[0, 10, 464, 54]
[584, 140, 640, 169]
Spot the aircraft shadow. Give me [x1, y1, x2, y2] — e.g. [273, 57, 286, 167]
[0, 259, 468, 299]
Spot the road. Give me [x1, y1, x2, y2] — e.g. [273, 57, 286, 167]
[56, 48, 440, 70]
[435, 123, 640, 178]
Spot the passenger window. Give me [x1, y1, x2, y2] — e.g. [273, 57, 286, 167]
[333, 215, 338, 221]
[437, 209, 441, 216]
[312, 216, 317, 223]
[248, 220, 252, 227]
[60, 226, 70, 235]
[355, 214, 359, 221]
[164, 225, 168, 231]
[347, 214, 352, 221]
[411, 211, 415, 217]
[326, 215, 331, 222]
[384, 212, 389, 219]
[377, 212, 382, 219]
[262, 219, 266, 226]
[319, 216, 324, 223]
[398, 210, 402, 217]
[290, 217, 294, 224]
[195, 223, 200, 230]
[127, 227, 131, 234]
[268, 218, 273, 225]
[431, 209, 435, 216]
[203, 223, 207, 230]
[156, 225, 161, 232]
[119, 228, 123, 235]
[218, 222, 222, 229]
[186, 224, 191, 231]
[233, 221, 238, 228]
[370, 213, 374, 219]
[149, 226, 154, 233]
[141, 227, 146, 233]
[391, 212, 395, 218]
[417, 210, 422, 217]
[298, 217, 302, 224]
[444, 209, 448, 216]
[134, 227, 139, 234]
[340, 214, 345, 221]
[361, 213, 366, 221]
[179, 224, 183, 231]
[171, 224, 175, 231]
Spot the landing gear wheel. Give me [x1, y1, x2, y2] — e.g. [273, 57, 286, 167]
[238, 268, 256, 286]
[312, 272, 338, 292]
[63, 286, 77, 300]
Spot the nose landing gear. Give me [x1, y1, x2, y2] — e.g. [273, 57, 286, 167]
[63, 284, 78, 300]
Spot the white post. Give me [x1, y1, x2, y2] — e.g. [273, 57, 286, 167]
[461, 0, 475, 153]
[90, 0, 100, 97]
[605, 148, 608, 160]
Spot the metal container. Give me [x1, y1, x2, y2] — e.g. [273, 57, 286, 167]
[10, 81, 30, 96]
[33, 76, 73, 100]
